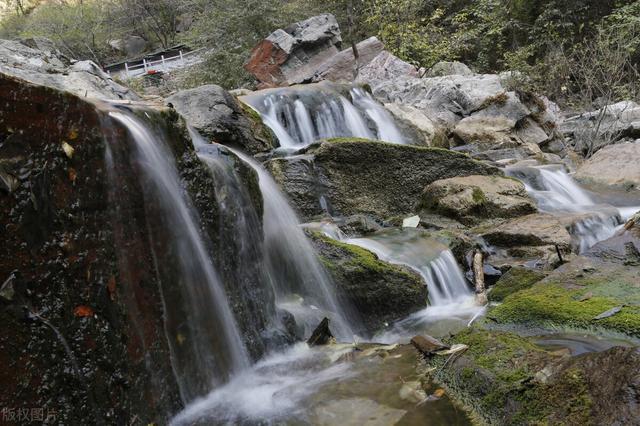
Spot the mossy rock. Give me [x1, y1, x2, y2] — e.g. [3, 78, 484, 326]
[266, 138, 500, 221]
[488, 267, 547, 302]
[488, 256, 640, 338]
[426, 327, 640, 425]
[306, 230, 428, 332]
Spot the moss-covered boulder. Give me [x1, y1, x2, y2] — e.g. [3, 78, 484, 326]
[488, 256, 640, 337]
[488, 267, 547, 302]
[266, 138, 500, 221]
[420, 175, 536, 225]
[425, 327, 640, 425]
[307, 231, 428, 332]
[167, 84, 275, 154]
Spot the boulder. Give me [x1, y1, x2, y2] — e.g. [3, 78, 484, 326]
[244, 14, 342, 87]
[420, 175, 537, 225]
[265, 138, 500, 221]
[307, 231, 428, 331]
[428, 327, 640, 425]
[426, 61, 474, 77]
[561, 101, 640, 151]
[355, 50, 419, 88]
[575, 140, 640, 189]
[0, 72, 180, 423]
[109, 35, 147, 57]
[383, 103, 448, 147]
[313, 36, 385, 83]
[481, 213, 572, 251]
[372, 74, 508, 127]
[452, 91, 552, 150]
[488, 267, 547, 302]
[0, 38, 137, 100]
[167, 84, 275, 154]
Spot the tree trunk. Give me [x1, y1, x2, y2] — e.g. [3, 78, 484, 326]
[347, 0, 359, 79]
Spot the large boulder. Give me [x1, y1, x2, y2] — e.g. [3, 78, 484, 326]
[481, 213, 572, 250]
[307, 232, 427, 331]
[420, 175, 537, 225]
[167, 84, 275, 154]
[265, 138, 500, 221]
[575, 140, 640, 189]
[0, 70, 275, 422]
[561, 101, 640, 152]
[355, 50, 419, 88]
[109, 35, 147, 57]
[426, 61, 474, 77]
[0, 38, 137, 100]
[427, 327, 640, 425]
[244, 14, 342, 87]
[383, 103, 447, 147]
[313, 36, 385, 83]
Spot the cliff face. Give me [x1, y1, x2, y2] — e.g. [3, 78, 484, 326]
[0, 73, 184, 424]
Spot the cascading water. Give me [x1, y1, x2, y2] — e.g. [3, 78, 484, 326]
[227, 147, 357, 340]
[241, 82, 405, 147]
[506, 163, 624, 253]
[333, 228, 482, 341]
[106, 110, 250, 402]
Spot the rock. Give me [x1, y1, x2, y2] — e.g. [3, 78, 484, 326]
[453, 92, 551, 150]
[314, 36, 385, 83]
[307, 231, 428, 332]
[489, 252, 640, 337]
[488, 267, 547, 302]
[0, 38, 137, 100]
[0, 274, 15, 302]
[427, 61, 474, 77]
[420, 175, 537, 225]
[312, 398, 406, 426]
[244, 14, 342, 87]
[575, 140, 640, 189]
[428, 328, 640, 425]
[336, 214, 383, 236]
[383, 102, 448, 147]
[266, 139, 500, 221]
[561, 101, 640, 151]
[167, 84, 274, 154]
[481, 213, 573, 251]
[410, 335, 449, 356]
[593, 306, 623, 320]
[355, 50, 419, 88]
[372, 73, 508, 128]
[307, 317, 334, 346]
[109, 35, 147, 57]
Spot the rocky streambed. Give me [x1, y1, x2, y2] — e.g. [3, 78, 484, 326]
[2, 14, 640, 426]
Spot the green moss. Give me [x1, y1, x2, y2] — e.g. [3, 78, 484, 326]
[471, 187, 486, 204]
[489, 281, 640, 337]
[489, 267, 546, 302]
[429, 328, 595, 424]
[312, 231, 417, 279]
[238, 100, 275, 146]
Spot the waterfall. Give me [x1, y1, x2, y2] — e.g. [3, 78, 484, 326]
[106, 111, 250, 402]
[343, 229, 472, 306]
[241, 82, 405, 147]
[506, 164, 623, 252]
[227, 148, 357, 340]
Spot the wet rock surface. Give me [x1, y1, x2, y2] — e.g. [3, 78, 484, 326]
[266, 138, 500, 221]
[307, 231, 428, 333]
[425, 328, 640, 425]
[167, 84, 275, 154]
[420, 175, 537, 225]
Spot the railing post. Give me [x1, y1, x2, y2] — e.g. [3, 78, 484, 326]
[180, 50, 184, 65]
[124, 62, 129, 78]
[143, 59, 147, 73]
[161, 55, 166, 71]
